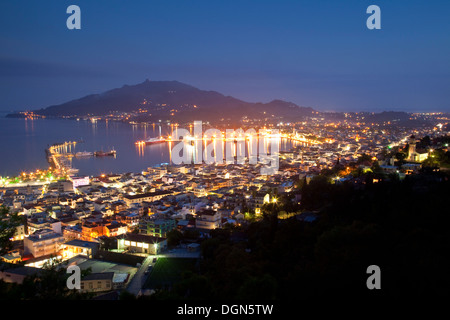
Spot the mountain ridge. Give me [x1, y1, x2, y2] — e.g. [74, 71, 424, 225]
[28, 79, 315, 123]
[7, 79, 419, 125]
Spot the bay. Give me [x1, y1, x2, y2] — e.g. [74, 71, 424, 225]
[0, 116, 171, 177]
[0, 115, 296, 178]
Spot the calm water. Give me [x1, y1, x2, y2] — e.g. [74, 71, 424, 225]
[0, 116, 172, 177]
[0, 116, 295, 177]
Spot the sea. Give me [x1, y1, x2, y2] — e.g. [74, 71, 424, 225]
[0, 114, 295, 178]
[0, 115, 172, 177]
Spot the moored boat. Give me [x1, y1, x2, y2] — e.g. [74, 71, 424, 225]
[135, 137, 166, 145]
[75, 151, 93, 157]
[94, 149, 117, 157]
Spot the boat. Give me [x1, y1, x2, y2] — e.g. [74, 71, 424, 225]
[68, 168, 79, 175]
[145, 137, 166, 145]
[94, 149, 117, 157]
[75, 151, 93, 157]
[135, 137, 166, 145]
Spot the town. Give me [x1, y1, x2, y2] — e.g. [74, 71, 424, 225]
[0, 116, 449, 299]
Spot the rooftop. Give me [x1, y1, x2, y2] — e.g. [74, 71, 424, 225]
[26, 228, 64, 242]
[123, 190, 173, 200]
[64, 239, 100, 249]
[82, 272, 115, 281]
[0, 265, 42, 277]
[122, 233, 167, 244]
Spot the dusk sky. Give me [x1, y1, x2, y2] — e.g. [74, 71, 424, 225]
[1, 0, 450, 113]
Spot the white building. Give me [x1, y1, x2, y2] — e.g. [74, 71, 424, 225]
[24, 228, 65, 259]
[195, 209, 222, 229]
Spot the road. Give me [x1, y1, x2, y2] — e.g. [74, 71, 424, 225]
[126, 255, 155, 296]
[1, 181, 48, 188]
[125, 249, 200, 296]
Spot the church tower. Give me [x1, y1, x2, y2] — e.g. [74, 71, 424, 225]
[408, 135, 416, 161]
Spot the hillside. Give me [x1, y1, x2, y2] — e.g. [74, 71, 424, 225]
[30, 79, 315, 123]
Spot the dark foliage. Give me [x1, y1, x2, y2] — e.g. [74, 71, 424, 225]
[150, 170, 450, 300]
[0, 259, 93, 300]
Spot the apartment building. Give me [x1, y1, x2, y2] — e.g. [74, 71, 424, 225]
[23, 228, 65, 258]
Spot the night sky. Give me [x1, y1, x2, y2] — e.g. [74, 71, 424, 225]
[1, 0, 450, 113]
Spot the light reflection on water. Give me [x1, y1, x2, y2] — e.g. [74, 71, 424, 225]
[0, 117, 306, 177]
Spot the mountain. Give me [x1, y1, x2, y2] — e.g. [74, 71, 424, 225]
[29, 79, 315, 123]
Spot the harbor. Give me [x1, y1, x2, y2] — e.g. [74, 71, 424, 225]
[45, 141, 79, 176]
[46, 140, 116, 176]
[134, 129, 325, 146]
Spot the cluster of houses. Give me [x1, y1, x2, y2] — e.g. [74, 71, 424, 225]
[1, 124, 446, 295]
[0, 161, 290, 294]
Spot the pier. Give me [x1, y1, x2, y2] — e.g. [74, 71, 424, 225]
[46, 141, 80, 175]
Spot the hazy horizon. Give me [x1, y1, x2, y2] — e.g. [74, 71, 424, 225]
[0, 78, 447, 115]
[1, 1, 450, 113]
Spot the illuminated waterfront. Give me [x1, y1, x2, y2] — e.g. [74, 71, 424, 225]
[0, 117, 299, 177]
[0, 116, 172, 177]
[2, 114, 439, 180]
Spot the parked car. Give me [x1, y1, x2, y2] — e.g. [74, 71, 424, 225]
[144, 266, 152, 275]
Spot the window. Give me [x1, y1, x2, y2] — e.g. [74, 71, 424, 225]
[97, 281, 102, 288]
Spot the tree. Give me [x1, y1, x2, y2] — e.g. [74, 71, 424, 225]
[419, 135, 431, 148]
[395, 151, 407, 163]
[100, 237, 116, 251]
[20, 258, 93, 300]
[356, 153, 373, 165]
[166, 229, 183, 247]
[294, 176, 307, 190]
[300, 175, 332, 210]
[422, 154, 440, 168]
[172, 272, 212, 299]
[0, 206, 21, 255]
[119, 290, 137, 300]
[183, 229, 200, 241]
[237, 274, 277, 300]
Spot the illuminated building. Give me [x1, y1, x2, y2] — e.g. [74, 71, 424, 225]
[195, 208, 222, 229]
[117, 233, 167, 255]
[122, 190, 173, 206]
[80, 272, 114, 293]
[407, 135, 429, 162]
[62, 239, 99, 259]
[139, 218, 176, 237]
[23, 228, 65, 259]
